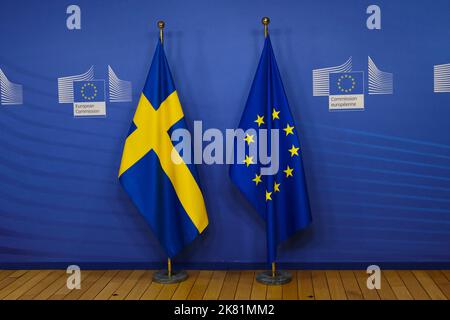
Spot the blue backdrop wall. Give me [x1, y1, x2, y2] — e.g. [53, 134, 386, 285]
[0, 0, 449, 269]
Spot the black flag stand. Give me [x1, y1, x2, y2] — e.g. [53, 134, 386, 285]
[255, 17, 292, 286]
[153, 257, 188, 284]
[256, 261, 292, 285]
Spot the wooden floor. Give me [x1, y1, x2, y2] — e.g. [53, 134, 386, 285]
[0, 270, 449, 300]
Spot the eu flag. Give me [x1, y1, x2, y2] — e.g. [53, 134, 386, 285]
[329, 72, 364, 95]
[230, 36, 312, 264]
[73, 80, 105, 103]
[119, 40, 209, 258]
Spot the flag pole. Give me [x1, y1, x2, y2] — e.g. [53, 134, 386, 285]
[158, 20, 165, 44]
[168, 257, 172, 277]
[262, 16, 270, 38]
[255, 17, 292, 286]
[151, 19, 188, 285]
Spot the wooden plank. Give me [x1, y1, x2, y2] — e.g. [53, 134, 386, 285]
[377, 273, 396, 300]
[124, 271, 153, 300]
[339, 270, 363, 300]
[61, 271, 106, 300]
[188, 271, 213, 300]
[171, 271, 199, 300]
[311, 271, 330, 300]
[0, 271, 14, 282]
[0, 271, 16, 294]
[250, 272, 267, 300]
[78, 270, 119, 300]
[297, 270, 314, 300]
[427, 271, 450, 300]
[0, 270, 28, 292]
[203, 271, 226, 300]
[266, 285, 282, 300]
[325, 270, 347, 300]
[48, 271, 91, 300]
[0, 271, 40, 299]
[109, 270, 147, 300]
[412, 270, 446, 300]
[156, 283, 179, 300]
[95, 270, 131, 300]
[36, 273, 74, 300]
[140, 281, 164, 300]
[9, 270, 27, 278]
[234, 271, 254, 300]
[3, 270, 52, 300]
[377, 271, 397, 300]
[218, 271, 240, 300]
[282, 271, 298, 300]
[383, 270, 412, 300]
[442, 270, 450, 282]
[18, 270, 66, 300]
[397, 270, 430, 300]
[353, 270, 380, 300]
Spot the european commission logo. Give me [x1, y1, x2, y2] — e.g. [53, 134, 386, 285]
[313, 56, 393, 111]
[58, 65, 132, 117]
[0, 68, 23, 106]
[73, 80, 106, 116]
[329, 72, 364, 110]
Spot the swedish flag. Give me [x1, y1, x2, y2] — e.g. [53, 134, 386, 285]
[230, 36, 312, 264]
[119, 40, 209, 258]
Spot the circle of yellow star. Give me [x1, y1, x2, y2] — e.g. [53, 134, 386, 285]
[81, 82, 98, 101]
[288, 145, 300, 157]
[283, 165, 294, 177]
[337, 74, 356, 93]
[273, 182, 281, 192]
[244, 134, 255, 145]
[265, 190, 272, 201]
[254, 115, 265, 127]
[272, 108, 280, 120]
[252, 173, 262, 186]
[243, 155, 254, 167]
[283, 124, 295, 136]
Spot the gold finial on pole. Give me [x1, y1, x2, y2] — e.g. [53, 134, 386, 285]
[157, 20, 165, 44]
[168, 258, 172, 278]
[262, 16, 270, 38]
[271, 262, 276, 277]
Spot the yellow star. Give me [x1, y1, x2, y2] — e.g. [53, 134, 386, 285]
[243, 155, 254, 167]
[244, 134, 255, 145]
[274, 182, 281, 192]
[272, 108, 280, 120]
[283, 124, 295, 136]
[288, 145, 300, 157]
[283, 165, 294, 177]
[252, 173, 262, 186]
[265, 190, 272, 201]
[255, 115, 265, 127]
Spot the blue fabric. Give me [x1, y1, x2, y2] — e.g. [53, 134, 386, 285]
[127, 121, 137, 136]
[142, 41, 175, 109]
[230, 36, 312, 264]
[120, 150, 199, 258]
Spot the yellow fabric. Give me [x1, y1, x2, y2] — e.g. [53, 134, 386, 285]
[119, 91, 208, 233]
